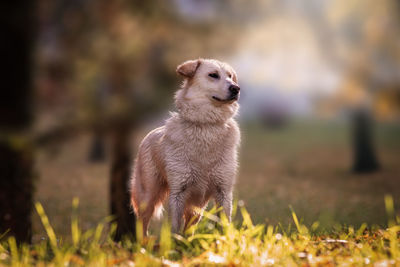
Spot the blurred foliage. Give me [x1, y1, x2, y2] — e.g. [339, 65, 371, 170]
[35, 0, 247, 131]
[34, 0, 400, 126]
[318, 0, 400, 118]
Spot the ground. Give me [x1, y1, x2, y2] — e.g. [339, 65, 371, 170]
[32, 119, 400, 241]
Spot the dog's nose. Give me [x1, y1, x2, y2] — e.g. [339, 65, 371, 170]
[229, 85, 240, 95]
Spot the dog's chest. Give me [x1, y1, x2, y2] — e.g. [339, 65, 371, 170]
[182, 124, 227, 164]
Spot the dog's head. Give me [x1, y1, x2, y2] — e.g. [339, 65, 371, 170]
[175, 59, 240, 123]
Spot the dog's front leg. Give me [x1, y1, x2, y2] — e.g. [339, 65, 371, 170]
[169, 189, 186, 233]
[215, 188, 233, 222]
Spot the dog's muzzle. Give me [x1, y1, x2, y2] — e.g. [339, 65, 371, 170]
[212, 85, 241, 103]
[228, 84, 240, 101]
[229, 85, 240, 97]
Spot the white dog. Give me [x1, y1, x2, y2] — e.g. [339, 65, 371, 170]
[130, 59, 241, 235]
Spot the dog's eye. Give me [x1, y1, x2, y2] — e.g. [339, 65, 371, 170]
[208, 73, 220, 79]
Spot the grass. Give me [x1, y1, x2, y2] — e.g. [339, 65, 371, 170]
[238, 120, 400, 228]
[32, 120, 400, 240]
[2, 119, 400, 265]
[1, 197, 399, 266]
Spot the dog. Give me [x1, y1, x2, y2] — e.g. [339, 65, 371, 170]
[130, 58, 241, 235]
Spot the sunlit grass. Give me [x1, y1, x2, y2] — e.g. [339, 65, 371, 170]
[1, 197, 399, 266]
[33, 123, 400, 236]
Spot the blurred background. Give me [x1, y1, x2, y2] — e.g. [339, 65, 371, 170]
[1, 0, 399, 242]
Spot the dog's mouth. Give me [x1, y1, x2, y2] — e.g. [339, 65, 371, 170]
[212, 95, 238, 103]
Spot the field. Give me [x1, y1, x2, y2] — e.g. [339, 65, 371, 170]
[32, 120, 400, 238]
[3, 119, 397, 266]
[239, 120, 400, 228]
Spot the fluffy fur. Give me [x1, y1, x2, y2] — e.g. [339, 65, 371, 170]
[130, 58, 241, 235]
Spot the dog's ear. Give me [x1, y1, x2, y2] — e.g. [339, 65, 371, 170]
[176, 59, 201, 78]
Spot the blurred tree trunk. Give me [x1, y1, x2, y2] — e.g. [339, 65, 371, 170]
[110, 124, 136, 241]
[88, 129, 105, 162]
[0, 0, 35, 243]
[351, 109, 380, 173]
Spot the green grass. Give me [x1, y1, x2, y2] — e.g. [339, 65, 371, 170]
[31, 120, 400, 239]
[17, 119, 399, 265]
[1, 197, 400, 266]
[237, 120, 400, 228]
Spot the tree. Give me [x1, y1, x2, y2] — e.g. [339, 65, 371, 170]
[0, 0, 35, 243]
[351, 108, 380, 172]
[300, 0, 400, 173]
[110, 124, 136, 241]
[328, 0, 400, 172]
